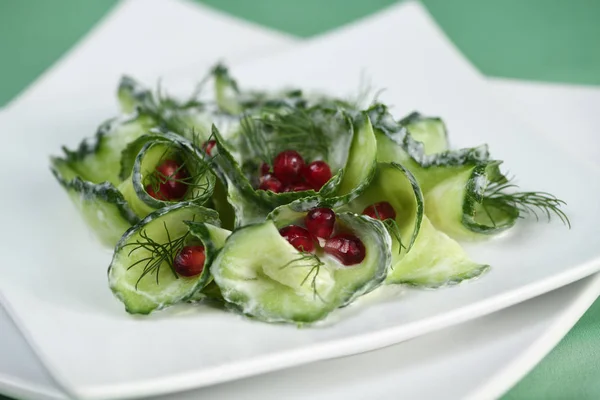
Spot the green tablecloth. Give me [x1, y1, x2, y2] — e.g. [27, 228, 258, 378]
[1, 1, 599, 398]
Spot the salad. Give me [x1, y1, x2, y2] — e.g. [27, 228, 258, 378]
[50, 65, 569, 324]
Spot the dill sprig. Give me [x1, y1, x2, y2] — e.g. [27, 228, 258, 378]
[240, 116, 274, 163]
[238, 106, 332, 163]
[123, 221, 191, 289]
[344, 71, 386, 110]
[383, 218, 406, 255]
[280, 252, 327, 302]
[483, 179, 570, 228]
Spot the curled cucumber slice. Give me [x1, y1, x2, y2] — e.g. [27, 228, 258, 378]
[368, 104, 510, 239]
[211, 212, 391, 324]
[118, 132, 216, 219]
[346, 162, 486, 286]
[425, 161, 518, 240]
[108, 203, 223, 314]
[370, 104, 568, 240]
[50, 113, 155, 246]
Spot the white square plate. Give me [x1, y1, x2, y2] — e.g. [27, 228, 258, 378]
[1, 2, 599, 399]
[3, 80, 600, 400]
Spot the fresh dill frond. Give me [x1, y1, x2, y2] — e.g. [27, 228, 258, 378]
[483, 178, 570, 228]
[344, 70, 387, 109]
[238, 106, 332, 163]
[280, 252, 327, 302]
[383, 218, 406, 255]
[123, 222, 191, 289]
[240, 115, 274, 163]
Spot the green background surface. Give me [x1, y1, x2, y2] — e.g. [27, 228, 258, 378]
[1, 0, 599, 399]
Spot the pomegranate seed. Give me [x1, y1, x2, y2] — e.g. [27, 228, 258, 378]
[273, 150, 305, 184]
[174, 245, 206, 277]
[145, 184, 168, 201]
[259, 176, 283, 193]
[303, 160, 332, 191]
[146, 159, 189, 201]
[202, 140, 217, 155]
[362, 201, 397, 221]
[305, 208, 336, 239]
[324, 234, 366, 265]
[260, 162, 271, 176]
[284, 183, 313, 192]
[279, 225, 316, 252]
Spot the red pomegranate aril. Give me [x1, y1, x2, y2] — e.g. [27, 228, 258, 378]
[202, 140, 217, 155]
[260, 162, 271, 176]
[145, 184, 168, 201]
[173, 245, 206, 277]
[305, 208, 336, 239]
[303, 160, 332, 191]
[279, 225, 316, 252]
[362, 201, 397, 221]
[324, 233, 366, 266]
[158, 159, 189, 200]
[273, 150, 305, 184]
[146, 159, 189, 201]
[289, 236, 316, 252]
[259, 176, 283, 193]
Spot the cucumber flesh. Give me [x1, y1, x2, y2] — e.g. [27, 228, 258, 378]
[108, 203, 220, 314]
[386, 216, 489, 286]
